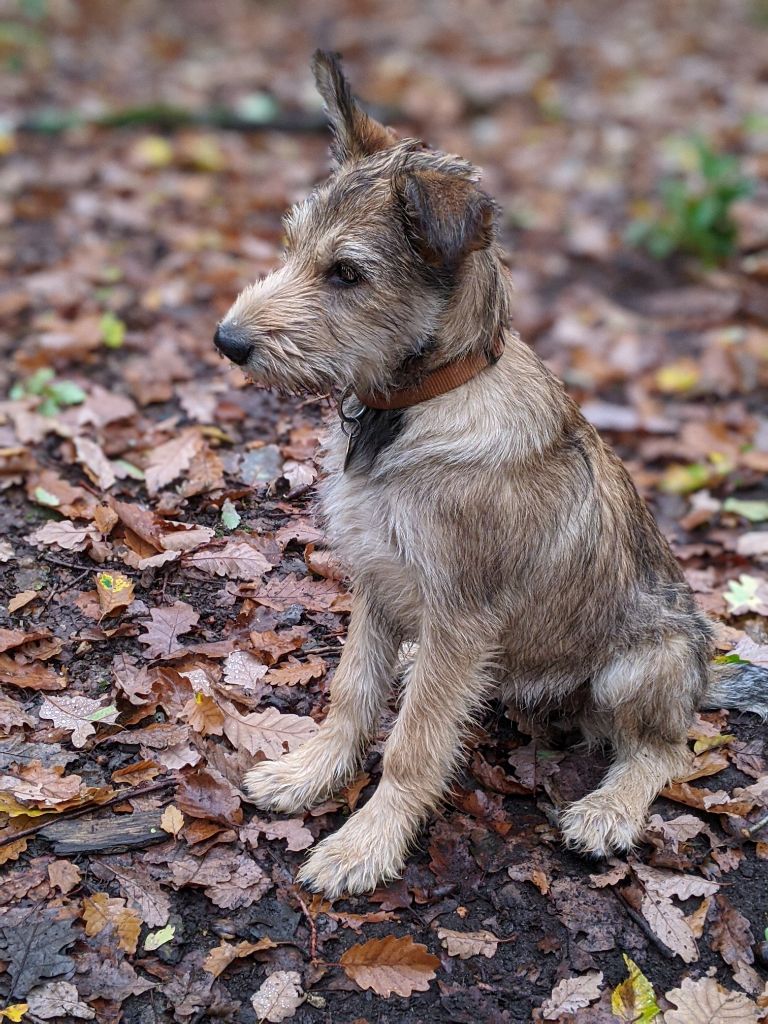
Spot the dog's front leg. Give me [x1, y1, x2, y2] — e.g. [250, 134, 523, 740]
[297, 625, 493, 898]
[243, 589, 400, 814]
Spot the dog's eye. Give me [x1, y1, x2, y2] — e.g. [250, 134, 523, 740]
[329, 262, 364, 287]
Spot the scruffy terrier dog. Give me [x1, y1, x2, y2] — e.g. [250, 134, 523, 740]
[214, 52, 767, 898]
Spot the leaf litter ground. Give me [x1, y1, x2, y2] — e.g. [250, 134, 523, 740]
[1, 2, 768, 1022]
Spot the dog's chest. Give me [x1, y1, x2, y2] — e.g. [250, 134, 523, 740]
[322, 468, 422, 629]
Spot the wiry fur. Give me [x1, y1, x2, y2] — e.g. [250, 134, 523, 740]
[216, 51, 768, 898]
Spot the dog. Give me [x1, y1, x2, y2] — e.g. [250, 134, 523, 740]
[214, 51, 768, 898]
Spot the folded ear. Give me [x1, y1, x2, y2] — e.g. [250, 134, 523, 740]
[312, 50, 398, 164]
[394, 170, 496, 271]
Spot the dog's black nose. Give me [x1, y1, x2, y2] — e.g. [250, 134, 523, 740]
[214, 323, 253, 365]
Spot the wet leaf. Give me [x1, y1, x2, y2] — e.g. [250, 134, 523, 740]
[611, 954, 661, 1021]
[340, 935, 440, 997]
[250, 971, 304, 1022]
[663, 976, 760, 1023]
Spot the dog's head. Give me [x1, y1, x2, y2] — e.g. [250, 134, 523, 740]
[214, 51, 499, 396]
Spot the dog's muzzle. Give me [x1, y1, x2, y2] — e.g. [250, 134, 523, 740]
[214, 323, 253, 365]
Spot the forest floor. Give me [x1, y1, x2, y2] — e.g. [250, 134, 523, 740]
[2, 2, 768, 1022]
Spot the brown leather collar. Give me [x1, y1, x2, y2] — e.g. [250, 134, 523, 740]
[356, 333, 505, 411]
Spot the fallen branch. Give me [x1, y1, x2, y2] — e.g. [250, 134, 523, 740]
[0, 776, 177, 848]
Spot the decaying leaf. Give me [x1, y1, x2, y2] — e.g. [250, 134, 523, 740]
[94, 571, 134, 616]
[611, 954, 661, 1021]
[221, 703, 318, 758]
[0, 911, 77, 997]
[82, 892, 142, 954]
[340, 935, 440, 997]
[138, 601, 199, 659]
[664, 976, 761, 1023]
[26, 980, 95, 1020]
[540, 970, 604, 1019]
[203, 938, 276, 978]
[250, 970, 305, 1022]
[436, 927, 499, 959]
[38, 695, 119, 748]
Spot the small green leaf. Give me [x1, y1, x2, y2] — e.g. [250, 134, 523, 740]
[144, 924, 175, 950]
[33, 487, 60, 507]
[47, 379, 86, 406]
[100, 311, 126, 349]
[113, 459, 145, 480]
[723, 497, 768, 523]
[25, 367, 55, 396]
[220, 499, 241, 531]
[88, 704, 117, 722]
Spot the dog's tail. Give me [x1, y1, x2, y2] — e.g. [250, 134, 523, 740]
[701, 658, 768, 718]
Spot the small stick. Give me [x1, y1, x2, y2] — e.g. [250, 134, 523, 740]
[0, 776, 177, 848]
[741, 809, 768, 842]
[295, 891, 319, 961]
[615, 888, 676, 960]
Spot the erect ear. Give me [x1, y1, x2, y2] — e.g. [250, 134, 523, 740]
[394, 170, 496, 271]
[311, 50, 398, 164]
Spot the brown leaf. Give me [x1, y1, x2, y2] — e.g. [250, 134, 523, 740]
[175, 767, 243, 826]
[250, 970, 304, 1022]
[139, 601, 199, 659]
[94, 570, 135, 617]
[203, 938, 276, 978]
[144, 429, 203, 495]
[437, 927, 499, 959]
[160, 804, 185, 836]
[8, 589, 39, 613]
[340, 934, 440, 997]
[242, 817, 314, 852]
[82, 892, 141, 954]
[185, 539, 272, 580]
[664, 976, 761, 1023]
[264, 655, 327, 686]
[0, 762, 83, 807]
[74, 436, 116, 489]
[221, 702, 318, 758]
[48, 860, 82, 894]
[39, 694, 118, 748]
[711, 893, 755, 969]
[26, 520, 100, 552]
[540, 971, 604, 1019]
[27, 979, 95, 1021]
[181, 693, 225, 736]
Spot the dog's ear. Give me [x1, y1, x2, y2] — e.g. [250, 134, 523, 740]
[312, 50, 397, 164]
[394, 170, 496, 271]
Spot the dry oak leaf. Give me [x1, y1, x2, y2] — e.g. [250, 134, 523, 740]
[0, 839, 28, 866]
[243, 817, 314, 852]
[540, 971, 604, 1020]
[74, 436, 116, 489]
[82, 892, 142, 954]
[94, 571, 134, 617]
[340, 935, 440, 997]
[250, 971, 305, 1022]
[711, 894, 756, 969]
[175, 767, 242, 825]
[223, 650, 268, 691]
[92, 858, 170, 927]
[139, 601, 199, 659]
[160, 804, 185, 836]
[39, 693, 118, 747]
[184, 539, 272, 580]
[181, 693, 225, 736]
[26, 520, 100, 552]
[0, 762, 82, 807]
[0, 656, 66, 691]
[39, 694, 118, 748]
[632, 864, 718, 963]
[203, 938, 276, 979]
[27, 980, 95, 1020]
[436, 927, 499, 960]
[144, 429, 202, 495]
[221, 702, 318, 759]
[265, 656, 327, 686]
[664, 976, 761, 1023]
[48, 860, 82, 894]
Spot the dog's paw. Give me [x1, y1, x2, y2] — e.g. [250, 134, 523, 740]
[243, 757, 325, 815]
[560, 792, 644, 858]
[296, 816, 406, 899]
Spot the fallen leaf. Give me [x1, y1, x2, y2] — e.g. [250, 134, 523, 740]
[26, 980, 95, 1020]
[39, 695, 118, 748]
[185, 539, 272, 579]
[711, 893, 755, 969]
[26, 520, 100, 552]
[221, 703, 318, 758]
[94, 571, 135, 617]
[160, 804, 185, 836]
[541, 971, 604, 1019]
[611, 954, 661, 1022]
[436, 927, 499, 959]
[340, 935, 440, 997]
[243, 817, 314, 852]
[0, 910, 76, 997]
[144, 430, 203, 495]
[74, 436, 116, 489]
[250, 971, 305, 1022]
[144, 924, 176, 951]
[724, 575, 768, 616]
[139, 601, 199, 658]
[47, 860, 81, 894]
[203, 938, 276, 978]
[82, 892, 141, 954]
[664, 976, 760, 1023]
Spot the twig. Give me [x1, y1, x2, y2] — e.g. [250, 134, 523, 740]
[295, 891, 318, 962]
[741, 809, 768, 842]
[0, 776, 178, 848]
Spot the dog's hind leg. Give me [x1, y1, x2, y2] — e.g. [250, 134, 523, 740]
[296, 623, 495, 897]
[243, 589, 400, 813]
[560, 635, 703, 857]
